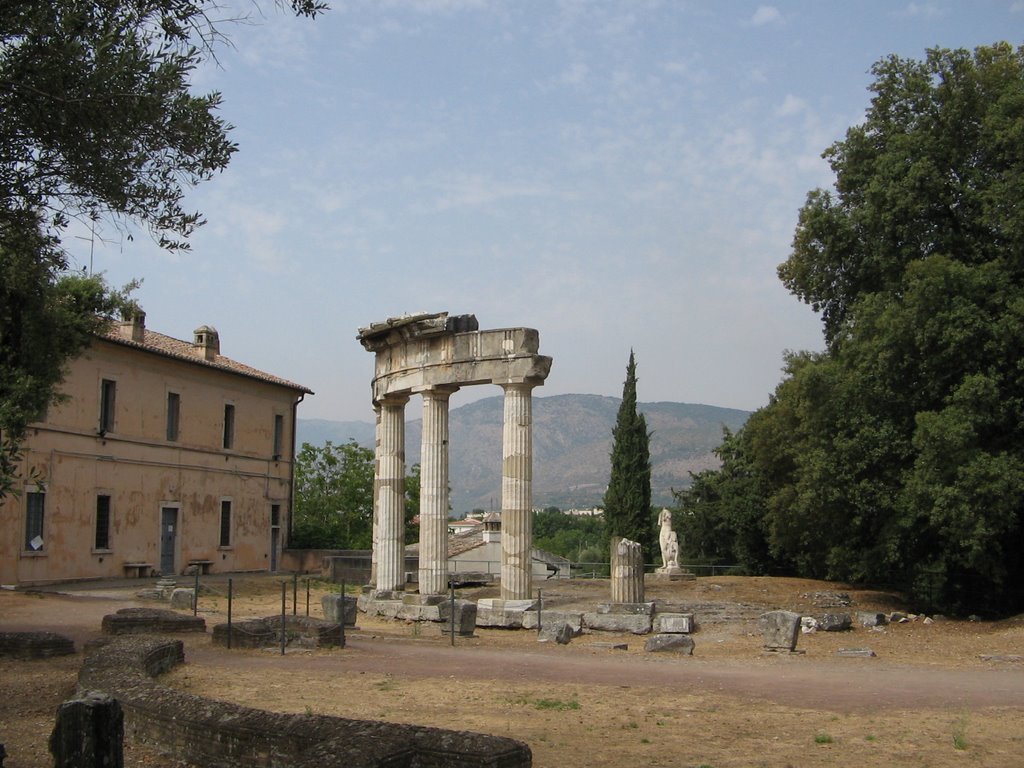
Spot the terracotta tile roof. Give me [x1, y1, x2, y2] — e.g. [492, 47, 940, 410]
[100, 327, 313, 394]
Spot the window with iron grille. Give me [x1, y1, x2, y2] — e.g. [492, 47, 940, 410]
[95, 495, 111, 550]
[166, 392, 180, 441]
[100, 379, 116, 433]
[273, 413, 284, 459]
[219, 499, 232, 547]
[25, 491, 45, 551]
[223, 404, 235, 449]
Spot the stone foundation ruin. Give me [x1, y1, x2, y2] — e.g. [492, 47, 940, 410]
[77, 635, 532, 767]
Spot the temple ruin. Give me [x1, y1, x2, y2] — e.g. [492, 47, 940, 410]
[358, 312, 552, 601]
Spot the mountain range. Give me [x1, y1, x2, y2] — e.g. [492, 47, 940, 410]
[297, 394, 751, 514]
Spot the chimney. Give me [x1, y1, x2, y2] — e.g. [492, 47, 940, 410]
[117, 310, 146, 343]
[192, 325, 220, 361]
[482, 512, 502, 544]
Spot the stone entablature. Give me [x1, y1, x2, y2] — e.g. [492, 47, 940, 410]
[359, 314, 552, 400]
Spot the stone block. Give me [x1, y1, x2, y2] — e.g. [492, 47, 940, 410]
[655, 613, 694, 634]
[169, 588, 195, 610]
[396, 603, 443, 622]
[49, 692, 124, 768]
[538, 622, 574, 645]
[521, 611, 583, 634]
[644, 634, 695, 654]
[582, 612, 653, 635]
[320, 594, 358, 626]
[439, 600, 477, 636]
[858, 612, 889, 627]
[836, 647, 877, 657]
[596, 602, 655, 616]
[819, 613, 852, 631]
[760, 610, 801, 651]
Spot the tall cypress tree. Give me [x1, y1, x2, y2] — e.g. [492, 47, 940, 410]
[604, 351, 653, 559]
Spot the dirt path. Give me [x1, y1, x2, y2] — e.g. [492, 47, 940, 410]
[183, 631, 1024, 712]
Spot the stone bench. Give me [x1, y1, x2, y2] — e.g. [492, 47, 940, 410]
[122, 562, 153, 578]
[187, 559, 213, 575]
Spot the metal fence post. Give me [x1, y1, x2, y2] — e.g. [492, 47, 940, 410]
[227, 578, 233, 650]
[305, 578, 310, 617]
[449, 578, 455, 647]
[339, 580, 346, 649]
[537, 589, 542, 633]
[280, 581, 286, 655]
[193, 567, 199, 616]
[292, 573, 298, 616]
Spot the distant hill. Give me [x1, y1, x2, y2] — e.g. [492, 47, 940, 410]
[297, 394, 750, 513]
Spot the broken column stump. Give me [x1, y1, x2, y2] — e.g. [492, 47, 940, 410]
[610, 537, 644, 604]
[49, 691, 124, 768]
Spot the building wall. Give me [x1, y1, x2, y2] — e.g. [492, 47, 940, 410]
[0, 337, 304, 585]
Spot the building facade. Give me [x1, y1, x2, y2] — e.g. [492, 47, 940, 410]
[0, 313, 312, 586]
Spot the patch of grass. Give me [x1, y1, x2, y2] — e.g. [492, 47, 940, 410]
[513, 695, 580, 711]
[374, 678, 397, 692]
[814, 733, 834, 744]
[865, 734, 876, 742]
[640, 738, 651, 744]
[952, 713, 969, 750]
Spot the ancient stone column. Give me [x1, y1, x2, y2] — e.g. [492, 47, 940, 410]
[611, 537, 645, 603]
[418, 386, 457, 595]
[369, 405, 381, 587]
[375, 395, 408, 593]
[500, 382, 535, 600]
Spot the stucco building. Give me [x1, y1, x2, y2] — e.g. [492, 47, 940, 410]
[0, 313, 312, 586]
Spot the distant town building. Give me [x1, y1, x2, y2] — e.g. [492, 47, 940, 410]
[0, 312, 312, 586]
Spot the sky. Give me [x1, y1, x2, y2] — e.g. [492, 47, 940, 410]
[73, 1, 1024, 423]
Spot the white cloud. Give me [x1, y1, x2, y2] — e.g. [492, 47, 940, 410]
[1013, 1, 1024, 12]
[750, 6, 782, 26]
[895, 2, 946, 18]
[775, 93, 807, 118]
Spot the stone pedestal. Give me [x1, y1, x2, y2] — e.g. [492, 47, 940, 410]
[611, 537, 644, 603]
[653, 566, 696, 581]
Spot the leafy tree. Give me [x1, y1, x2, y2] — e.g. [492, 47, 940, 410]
[405, 463, 421, 545]
[0, 0, 325, 496]
[699, 43, 1024, 613]
[533, 507, 607, 563]
[291, 441, 374, 549]
[603, 351, 654, 559]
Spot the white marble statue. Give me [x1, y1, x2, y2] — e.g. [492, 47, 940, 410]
[658, 508, 679, 570]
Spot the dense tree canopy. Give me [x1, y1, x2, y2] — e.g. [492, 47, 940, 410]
[0, 0, 324, 496]
[675, 43, 1024, 614]
[291, 441, 375, 549]
[603, 351, 654, 559]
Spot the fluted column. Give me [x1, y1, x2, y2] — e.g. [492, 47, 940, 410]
[376, 395, 408, 593]
[369, 405, 381, 587]
[500, 382, 535, 600]
[418, 386, 457, 594]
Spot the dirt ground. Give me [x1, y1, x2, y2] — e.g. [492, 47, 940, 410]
[2, 574, 1024, 767]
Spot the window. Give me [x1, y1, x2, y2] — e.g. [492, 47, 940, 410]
[166, 392, 180, 442]
[25, 491, 45, 551]
[222, 404, 235, 449]
[271, 504, 280, 527]
[219, 500, 232, 547]
[99, 379, 116, 434]
[273, 414, 284, 458]
[95, 495, 111, 550]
